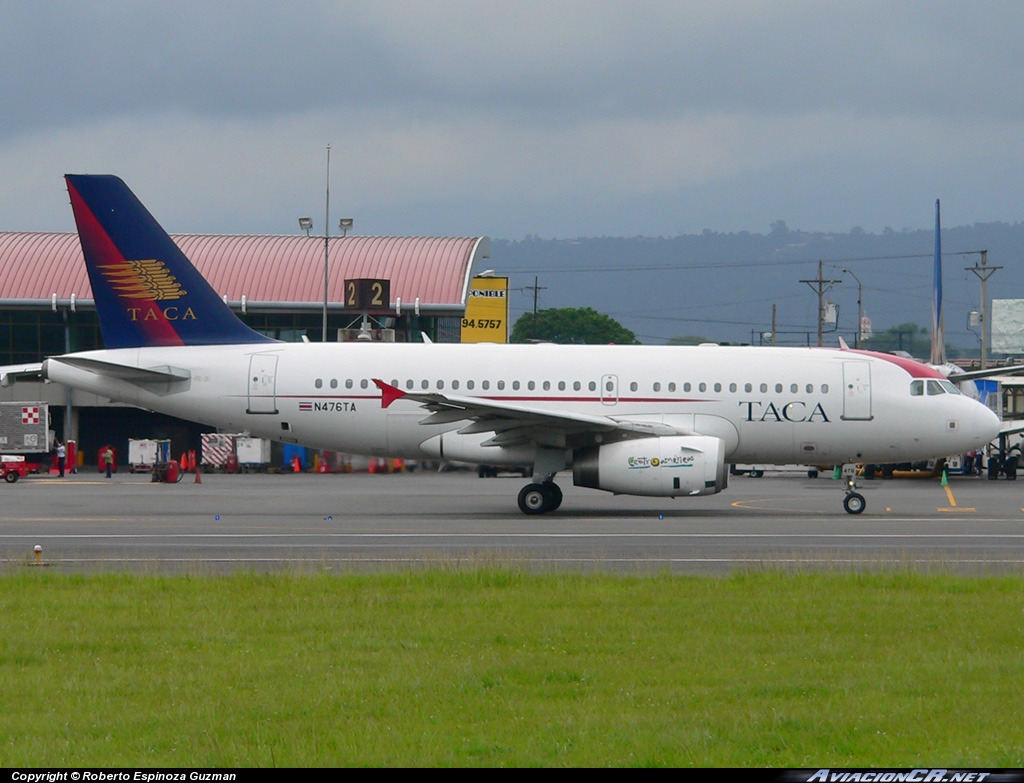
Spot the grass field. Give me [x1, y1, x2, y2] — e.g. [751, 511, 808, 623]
[1, 569, 1022, 767]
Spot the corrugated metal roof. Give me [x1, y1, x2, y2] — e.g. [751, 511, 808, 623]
[0, 233, 488, 307]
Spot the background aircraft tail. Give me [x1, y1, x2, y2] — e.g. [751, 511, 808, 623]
[65, 174, 274, 349]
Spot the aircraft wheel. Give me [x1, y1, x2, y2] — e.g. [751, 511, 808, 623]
[544, 482, 563, 512]
[808, 470, 819, 479]
[4, 471, 18, 483]
[518, 483, 549, 515]
[843, 492, 866, 515]
[750, 470, 764, 478]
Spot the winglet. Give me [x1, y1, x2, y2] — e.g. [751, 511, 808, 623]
[838, 336, 850, 350]
[373, 378, 406, 409]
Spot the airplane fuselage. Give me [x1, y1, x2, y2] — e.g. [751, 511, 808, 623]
[44, 341, 997, 469]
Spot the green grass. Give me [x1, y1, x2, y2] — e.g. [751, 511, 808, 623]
[1, 569, 1022, 766]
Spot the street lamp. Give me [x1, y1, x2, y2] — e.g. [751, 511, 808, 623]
[297, 145, 353, 342]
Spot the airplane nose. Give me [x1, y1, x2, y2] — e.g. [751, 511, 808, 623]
[974, 402, 1001, 445]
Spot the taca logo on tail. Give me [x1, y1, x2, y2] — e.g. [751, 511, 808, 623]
[65, 174, 274, 349]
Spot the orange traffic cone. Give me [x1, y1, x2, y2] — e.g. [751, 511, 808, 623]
[293, 456, 301, 473]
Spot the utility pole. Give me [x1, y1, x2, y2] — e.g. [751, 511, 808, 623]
[524, 276, 546, 340]
[799, 261, 843, 347]
[771, 304, 777, 346]
[965, 250, 1000, 370]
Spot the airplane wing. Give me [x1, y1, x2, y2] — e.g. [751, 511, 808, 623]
[997, 420, 1024, 438]
[373, 379, 681, 448]
[0, 363, 44, 387]
[948, 364, 1024, 383]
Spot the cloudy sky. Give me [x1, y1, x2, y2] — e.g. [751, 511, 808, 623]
[2, 1, 1023, 239]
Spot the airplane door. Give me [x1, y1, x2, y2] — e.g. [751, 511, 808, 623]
[247, 353, 279, 414]
[601, 374, 619, 406]
[841, 361, 872, 421]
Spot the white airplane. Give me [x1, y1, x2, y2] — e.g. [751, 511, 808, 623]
[2, 175, 1004, 514]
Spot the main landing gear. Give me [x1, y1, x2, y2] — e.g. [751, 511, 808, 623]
[518, 482, 563, 515]
[843, 476, 866, 514]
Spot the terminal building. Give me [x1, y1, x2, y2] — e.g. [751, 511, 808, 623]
[0, 231, 491, 464]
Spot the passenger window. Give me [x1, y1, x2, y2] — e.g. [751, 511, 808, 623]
[745, 383, 752, 393]
[588, 381, 596, 391]
[910, 380, 924, 396]
[467, 380, 475, 390]
[822, 384, 829, 394]
[558, 381, 566, 391]
[513, 381, 521, 390]
[346, 379, 353, 389]
[329, 379, 338, 389]
[760, 383, 768, 393]
[683, 382, 691, 392]
[452, 380, 460, 390]
[437, 380, 444, 390]
[405, 380, 414, 389]
[775, 383, 783, 393]
[668, 382, 676, 392]
[542, 381, 550, 391]
[421, 380, 429, 390]
[482, 380, 490, 390]
[573, 381, 580, 391]
[528, 381, 536, 391]
[806, 384, 813, 394]
[630, 382, 638, 392]
[315, 379, 323, 389]
[790, 384, 798, 393]
[653, 382, 661, 392]
[497, 380, 505, 390]
[699, 382, 707, 392]
[360, 379, 368, 389]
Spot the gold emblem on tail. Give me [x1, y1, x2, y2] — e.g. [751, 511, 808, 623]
[99, 259, 187, 301]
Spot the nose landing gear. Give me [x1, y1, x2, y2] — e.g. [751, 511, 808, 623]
[843, 476, 866, 514]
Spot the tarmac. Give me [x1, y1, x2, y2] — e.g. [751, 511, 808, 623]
[2, 466, 1023, 574]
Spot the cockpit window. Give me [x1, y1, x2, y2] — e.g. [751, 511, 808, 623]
[910, 380, 924, 396]
[926, 380, 945, 395]
[939, 380, 962, 395]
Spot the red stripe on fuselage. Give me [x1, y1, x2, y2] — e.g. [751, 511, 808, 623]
[846, 349, 946, 379]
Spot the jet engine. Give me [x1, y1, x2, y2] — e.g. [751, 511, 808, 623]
[572, 435, 727, 497]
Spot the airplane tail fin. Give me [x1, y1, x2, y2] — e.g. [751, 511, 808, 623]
[65, 174, 274, 349]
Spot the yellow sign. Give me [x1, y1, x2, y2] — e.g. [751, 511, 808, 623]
[461, 277, 508, 343]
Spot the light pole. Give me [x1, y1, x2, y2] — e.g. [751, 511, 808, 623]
[298, 146, 353, 342]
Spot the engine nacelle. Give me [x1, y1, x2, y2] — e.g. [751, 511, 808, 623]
[573, 435, 728, 497]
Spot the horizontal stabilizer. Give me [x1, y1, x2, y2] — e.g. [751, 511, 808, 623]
[46, 356, 191, 384]
[0, 363, 44, 387]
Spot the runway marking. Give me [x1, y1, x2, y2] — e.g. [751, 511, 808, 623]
[9, 552, 1024, 564]
[4, 532, 1024, 540]
[939, 484, 975, 512]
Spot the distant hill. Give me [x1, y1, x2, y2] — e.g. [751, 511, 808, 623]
[489, 221, 1024, 354]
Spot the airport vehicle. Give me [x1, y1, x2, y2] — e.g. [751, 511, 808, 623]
[1, 175, 1004, 514]
[0, 401, 49, 454]
[127, 438, 171, 472]
[0, 455, 34, 483]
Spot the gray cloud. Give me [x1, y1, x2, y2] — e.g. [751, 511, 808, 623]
[2, 1, 1024, 237]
